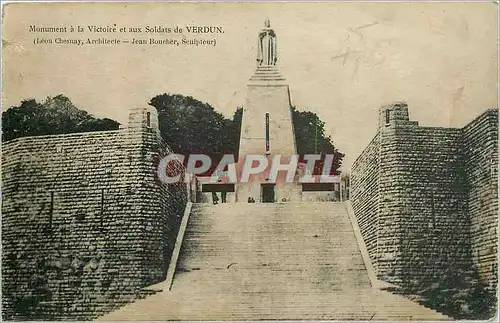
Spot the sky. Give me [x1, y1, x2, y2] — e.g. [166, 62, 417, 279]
[3, 2, 498, 170]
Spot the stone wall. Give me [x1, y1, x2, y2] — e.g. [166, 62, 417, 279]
[377, 125, 471, 286]
[2, 109, 187, 320]
[351, 104, 498, 317]
[350, 133, 380, 270]
[462, 110, 498, 293]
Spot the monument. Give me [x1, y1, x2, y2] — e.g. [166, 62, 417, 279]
[235, 19, 301, 203]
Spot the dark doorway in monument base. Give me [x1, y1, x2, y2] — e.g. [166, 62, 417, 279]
[261, 184, 275, 203]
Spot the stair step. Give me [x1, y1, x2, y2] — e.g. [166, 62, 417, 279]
[98, 202, 449, 321]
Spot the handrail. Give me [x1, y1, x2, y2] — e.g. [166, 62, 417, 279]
[344, 200, 394, 289]
[164, 201, 193, 291]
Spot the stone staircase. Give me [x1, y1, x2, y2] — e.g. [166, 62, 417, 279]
[249, 65, 286, 82]
[99, 202, 449, 321]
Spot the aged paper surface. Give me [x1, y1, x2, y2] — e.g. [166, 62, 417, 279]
[1, 1, 498, 321]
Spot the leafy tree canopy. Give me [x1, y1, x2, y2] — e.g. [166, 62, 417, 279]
[2, 95, 120, 141]
[292, 106, 345, 174]
[149, 94, 241, 175]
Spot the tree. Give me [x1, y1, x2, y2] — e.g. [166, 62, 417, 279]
[224, 107, 243, 156]
[2, 95, 120, 142]
[292, 106, 344, 175]
[149, 94, 241, 175]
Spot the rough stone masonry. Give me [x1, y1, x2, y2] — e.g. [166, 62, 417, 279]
[1, 104, 187, 320]
[351, 102, 498, 316]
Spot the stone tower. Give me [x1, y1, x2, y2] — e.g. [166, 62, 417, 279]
[378, 101, 419, 129]
[236, 19, 301, 203]
[128, 104, 161, 139]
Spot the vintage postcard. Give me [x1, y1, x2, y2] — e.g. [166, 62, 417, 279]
[1, 1, 498, 321]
